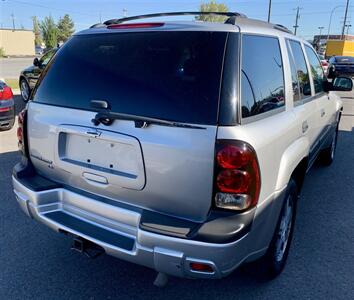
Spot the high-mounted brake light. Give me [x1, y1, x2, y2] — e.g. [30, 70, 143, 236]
[214, 141, 261, 211]
[107, 22, 164, 29]
[0, 86, 13, 101]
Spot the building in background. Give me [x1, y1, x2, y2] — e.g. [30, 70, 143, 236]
[313, 34, 354, 57]
[0, 29, 35, 56]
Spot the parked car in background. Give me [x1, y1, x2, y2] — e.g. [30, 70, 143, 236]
[35, 46, 44, 55]
[12, 12, 352, 283]
[328, 56, 354, 79]
[0, 80, 15, 131]
[319, 54, 329, 75]
[19, 48, 57, 102]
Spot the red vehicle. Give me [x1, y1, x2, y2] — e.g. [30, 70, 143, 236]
[0, 80, 15, 131]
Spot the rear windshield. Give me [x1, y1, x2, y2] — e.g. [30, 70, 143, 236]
[32, 31, 228, 125]
[335, 56, 354, 63]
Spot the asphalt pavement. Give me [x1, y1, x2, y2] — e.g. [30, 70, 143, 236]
[0, 93, 353, 299]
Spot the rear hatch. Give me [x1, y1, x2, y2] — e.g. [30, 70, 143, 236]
[28, 28, 230, 222]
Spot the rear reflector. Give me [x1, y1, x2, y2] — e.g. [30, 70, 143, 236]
[107, 22, 164, 30]
[190, 262, 214, 273]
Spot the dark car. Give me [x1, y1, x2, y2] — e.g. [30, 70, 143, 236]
[19, 48, 57, 102]
[0, 80, 15, 131]
[328, 56, 354, 79]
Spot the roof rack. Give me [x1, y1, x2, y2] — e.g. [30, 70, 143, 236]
[91, 11, 247, 28]
[273, 24, 293, 34]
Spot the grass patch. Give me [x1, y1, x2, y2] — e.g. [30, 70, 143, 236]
[4, 79, 19, 90]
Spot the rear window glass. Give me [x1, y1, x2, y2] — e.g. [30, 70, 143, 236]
[32, 31, 228, 125]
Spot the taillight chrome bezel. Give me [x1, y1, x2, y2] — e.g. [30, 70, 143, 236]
[213, 140, 261, 212]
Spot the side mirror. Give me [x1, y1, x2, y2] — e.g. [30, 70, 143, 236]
[332, 76, 353, 91]
[33, 57, 40, 67]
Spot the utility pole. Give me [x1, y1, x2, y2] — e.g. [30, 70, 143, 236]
[293, 7, 302, 35]
[318, 26, 324, 37]
[342, 0, 350, 39]
[11, 12, 15, 30]
[267, 0, 272, 23]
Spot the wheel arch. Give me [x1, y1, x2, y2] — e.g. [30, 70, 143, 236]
[275, 137, 310, 192]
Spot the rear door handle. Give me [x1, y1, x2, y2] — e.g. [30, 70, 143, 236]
[302, 121, 309, 133]
[321, 109, 326, 117]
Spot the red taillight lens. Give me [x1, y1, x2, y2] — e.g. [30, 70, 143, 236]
[321, 61, 328, 67]
[214, 141, 261, 211]
[0, 86, 13, 100]
[217, 169, 250, 193]
[217, 145, 252, 169]
[107, 22, 164, 29]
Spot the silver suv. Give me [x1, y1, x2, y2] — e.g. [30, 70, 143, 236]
[12, 12, 352, 281]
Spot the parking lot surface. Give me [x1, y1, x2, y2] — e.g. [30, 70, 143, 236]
[0, 57, 35, 79]
[0, 92, 353, 299]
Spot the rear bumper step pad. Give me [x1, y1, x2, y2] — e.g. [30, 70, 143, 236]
[45, 211, 135, 251]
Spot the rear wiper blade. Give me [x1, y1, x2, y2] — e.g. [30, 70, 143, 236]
[91, 111, 206, 130]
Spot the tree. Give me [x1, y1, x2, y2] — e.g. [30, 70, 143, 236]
[40, 16, 58, 49]
[196, 0, 229, 23]
[32, 16, 43, 46]
[57, 14, 74, 42]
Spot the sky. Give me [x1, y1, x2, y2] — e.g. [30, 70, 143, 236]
[0, 0, 352, 40]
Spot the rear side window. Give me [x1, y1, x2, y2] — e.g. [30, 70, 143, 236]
[304, 45, 325, 94]
[32, 31, 228, 125]
[241, 35, 285, 119]
[287, 40, 311, 99]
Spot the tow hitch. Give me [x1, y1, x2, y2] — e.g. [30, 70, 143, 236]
[71, 236, 105, 259]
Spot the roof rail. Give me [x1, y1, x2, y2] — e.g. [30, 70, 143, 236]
[274, 24, 293, 34]
[90, 11, 246, 28]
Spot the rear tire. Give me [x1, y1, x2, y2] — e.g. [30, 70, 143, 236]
[320, 128, 338, 166]
[20, 78, 30, 102]
[243, 179, 298, 279]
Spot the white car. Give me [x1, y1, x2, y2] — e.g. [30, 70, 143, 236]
[12, 12, 352, 283]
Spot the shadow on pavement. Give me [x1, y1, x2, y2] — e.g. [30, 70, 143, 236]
[14, 94, 26, 115]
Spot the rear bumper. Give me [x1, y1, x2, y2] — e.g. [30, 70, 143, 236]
[12, 161, 286, 279]
[0, 102, 15, 129]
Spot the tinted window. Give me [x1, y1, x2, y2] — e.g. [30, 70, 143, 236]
[305, 45, 324, 94]
[286, 42, 301, 103]
[288, 40, 311, 98]
[32, 32, 228, 125]
[241, 35, 285, 118]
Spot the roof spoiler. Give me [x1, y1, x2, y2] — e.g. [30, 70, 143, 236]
[90, 11, 247, 28]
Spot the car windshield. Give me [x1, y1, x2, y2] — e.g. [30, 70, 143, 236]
[31, 31, 228, 125]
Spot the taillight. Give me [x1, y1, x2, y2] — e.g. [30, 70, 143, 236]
[107, 22, 164, 29]
[0, 86, 13, 101]
[18, 108, 28, 157]
[321, 61, 328, 67]
[214, 140, 261, 211]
